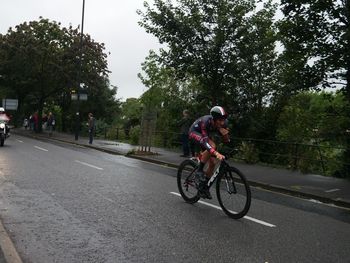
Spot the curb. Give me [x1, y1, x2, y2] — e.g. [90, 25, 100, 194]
[12, 131, 350, 209]
[0, 219, 23, 263]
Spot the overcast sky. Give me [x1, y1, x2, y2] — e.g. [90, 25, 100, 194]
[0, 0, 161, 100]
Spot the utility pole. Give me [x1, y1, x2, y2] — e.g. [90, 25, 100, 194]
[75, 0, 85, 140]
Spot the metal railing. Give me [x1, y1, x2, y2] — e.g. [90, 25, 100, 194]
[95, 126, 349, 177]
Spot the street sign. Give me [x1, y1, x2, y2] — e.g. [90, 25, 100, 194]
[71, 94, 87, 101]
[79, 94, 88, 101]
[2, 99, 18, 110]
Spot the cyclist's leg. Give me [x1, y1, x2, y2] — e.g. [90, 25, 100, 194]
[206, 157, 219, 177]
[189, 132, 212, 199]
[204, 139, 217, 178]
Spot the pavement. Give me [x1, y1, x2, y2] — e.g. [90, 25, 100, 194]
[11, 128, 350, 209]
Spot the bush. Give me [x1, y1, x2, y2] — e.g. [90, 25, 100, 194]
[106, 126, 126, 141]
[94, 119, 108, 138]
[239, 141, 259, 164]
[130, 125, 140, 145]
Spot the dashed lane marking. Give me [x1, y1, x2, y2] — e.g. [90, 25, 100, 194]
[75, 160, 104, 170]
[16, 139, 23, 143]
[325, 189, 340, 193]
[170, 192, 276, 228]
[34, 146, 48, 152]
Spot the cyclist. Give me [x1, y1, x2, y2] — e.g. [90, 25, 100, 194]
[189, 106, 230, 199]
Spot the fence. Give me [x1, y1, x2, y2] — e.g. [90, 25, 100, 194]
[95, 126, 349, 177]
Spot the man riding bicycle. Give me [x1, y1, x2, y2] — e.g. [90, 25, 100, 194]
[189, 106, 230, 199]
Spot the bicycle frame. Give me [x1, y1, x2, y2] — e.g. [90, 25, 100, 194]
[207, 159, 227, 188]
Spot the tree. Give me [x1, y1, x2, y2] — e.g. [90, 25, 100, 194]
[0, 18, 117, 131]
[120, 98, 143, 137]
[138, 51, 203, 147]
[138, 0, 250, 103]
[0, 19, 71, 128]
[138, 0, 280, 138]
[279, 0, 350, 176]
[276, 91, 350, 176]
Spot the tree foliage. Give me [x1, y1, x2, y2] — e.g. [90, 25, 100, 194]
[279, 0, 350, 176]
[138, 0, 280, 138]
[0, 18, 119, 130]
[279, 0, 349, 97]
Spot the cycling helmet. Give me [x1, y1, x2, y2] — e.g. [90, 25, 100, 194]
[0, 107, 4, 113]
[210, 106, 227, 120]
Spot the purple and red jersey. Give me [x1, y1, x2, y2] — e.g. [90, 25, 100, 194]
[189, 115, 227, 154]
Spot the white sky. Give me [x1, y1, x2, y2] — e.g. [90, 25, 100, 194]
[0, 0, 161, 100]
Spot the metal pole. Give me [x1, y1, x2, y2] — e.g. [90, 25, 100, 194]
[75, 0, 85, 140]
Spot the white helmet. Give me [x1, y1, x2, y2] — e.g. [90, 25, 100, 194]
[0, 107, 5, 113]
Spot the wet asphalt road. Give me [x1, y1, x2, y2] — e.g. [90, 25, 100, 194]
[0, 135, 349, 263]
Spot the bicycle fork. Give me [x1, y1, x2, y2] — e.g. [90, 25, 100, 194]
[207, 162, 238, 194]
[224, 173, 237, 194]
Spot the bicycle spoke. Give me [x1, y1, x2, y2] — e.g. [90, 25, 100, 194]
[177, 160, 200, 203]
[216, 167, 251, 219]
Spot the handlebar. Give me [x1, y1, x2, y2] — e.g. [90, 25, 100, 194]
[221, 147, 239, 160]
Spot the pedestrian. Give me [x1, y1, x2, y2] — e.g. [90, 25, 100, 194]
[29, 115, 33, 130]
[177, 109, 192, 157]
[47, 112, 55, 136]
[23, 118, 29, 130]
[33, 112, 39, 132]
[88, 113, 95, 144]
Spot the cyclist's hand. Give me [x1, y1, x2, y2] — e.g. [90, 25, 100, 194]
[214, 151, 225, 160]
[219, 128, 229, 136]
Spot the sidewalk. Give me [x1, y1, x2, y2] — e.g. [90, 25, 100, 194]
[13, 128, 350, 209]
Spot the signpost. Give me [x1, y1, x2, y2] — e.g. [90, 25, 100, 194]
[71, 93, 87, 101]
[2, 99, 18, 110]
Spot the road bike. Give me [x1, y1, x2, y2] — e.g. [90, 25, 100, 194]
[177, 151, 251, 219]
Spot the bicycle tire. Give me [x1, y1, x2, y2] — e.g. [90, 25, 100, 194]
[216, 166, 251, 219]
[177, 159, 200, 204]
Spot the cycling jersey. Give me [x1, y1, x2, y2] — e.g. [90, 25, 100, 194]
[189, 115, 227, 154]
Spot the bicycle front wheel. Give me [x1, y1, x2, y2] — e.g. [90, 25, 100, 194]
[177, 159, 200, 204]
[216, 166, 251, 219]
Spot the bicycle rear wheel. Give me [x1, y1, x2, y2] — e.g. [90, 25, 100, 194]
[177, 159, 200, 204]
[216, 166, 251, 219]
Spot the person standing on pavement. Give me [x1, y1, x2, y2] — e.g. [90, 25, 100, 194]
[33, 112, 39, 132]
[178, 109, 192, 157]
[88, 113, 95, 144]
[23, 117, 29, 130]
[47, 112, 55, 137]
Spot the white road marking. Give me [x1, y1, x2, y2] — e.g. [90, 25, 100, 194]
[325, 188, 340, 193]
[91, 190, 116, 203]
[34, 146, 48, 152]
[16, 139, 23, 143]
[75, 160, 104, 170]
[309, 199, 323, 204]
[170, 192, 276, 228]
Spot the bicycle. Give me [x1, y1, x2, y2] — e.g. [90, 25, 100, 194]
[177, 150, 251, 219]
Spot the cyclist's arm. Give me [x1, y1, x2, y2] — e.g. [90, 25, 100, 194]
[199, 120, 216, 155]
[200, 123, 224, 159]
